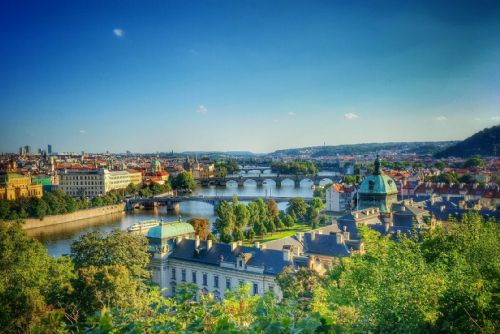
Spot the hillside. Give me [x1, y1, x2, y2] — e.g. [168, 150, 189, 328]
[272, 141, 455, 157]
[434, 125, 500, 158]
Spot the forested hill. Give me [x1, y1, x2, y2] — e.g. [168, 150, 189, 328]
[434, 125, 499, 158]
[273, 141, 455, 157]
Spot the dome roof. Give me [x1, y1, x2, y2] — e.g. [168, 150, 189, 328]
[359, 174, 398, 195]
[358, 155, 398, 195]
[146, 221, 195, 239]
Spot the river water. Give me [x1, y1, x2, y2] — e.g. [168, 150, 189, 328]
[29, 173, 336, 257]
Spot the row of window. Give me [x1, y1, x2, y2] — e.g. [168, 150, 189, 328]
[63, 175, 101, 180]
[170, 267, 270, 296]
[62, 181, 103, 186]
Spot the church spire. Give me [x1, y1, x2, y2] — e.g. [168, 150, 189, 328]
[374, 154, 382, 175]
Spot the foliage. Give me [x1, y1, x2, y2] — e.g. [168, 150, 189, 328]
[286, 197, 308, 221]
[431, 172, 459, 184]
[271, 161, 318, 175]
[463, 154, 486, 168]
[171, 171, 197, 191]
[342, 175, 362, 185]
[188, 217, 210, 240]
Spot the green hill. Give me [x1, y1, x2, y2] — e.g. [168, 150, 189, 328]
[435, 125, 499, 158]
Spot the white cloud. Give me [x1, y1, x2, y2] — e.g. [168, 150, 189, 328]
[344, 113, 359, 120]
[196, 105, 208, 114]
[490, 116, 500, 121]
[288, 112, 296, 116]
[435, 116, 447, 121]
[474, 118, 482, 121]
[113, 28, 124, 37]
[273, 119, 279, 123]
[79, 129, 86, 134]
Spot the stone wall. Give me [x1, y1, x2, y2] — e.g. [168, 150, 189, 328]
[21, 203, 126, 230]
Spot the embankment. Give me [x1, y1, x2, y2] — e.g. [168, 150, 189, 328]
[21, 203, 126, 230]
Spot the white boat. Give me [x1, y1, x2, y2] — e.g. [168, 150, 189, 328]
[127, 219, 160, 232]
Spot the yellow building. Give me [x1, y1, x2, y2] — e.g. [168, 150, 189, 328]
[127, 170, 143, 185]
[0, 173, 43, 200]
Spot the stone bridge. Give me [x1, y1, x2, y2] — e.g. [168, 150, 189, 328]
[126, 195, 314, 211]
[200, 174, 337, 188]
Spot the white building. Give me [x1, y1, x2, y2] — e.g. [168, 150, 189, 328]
[326, 183, 356, 212]
[145, 221, 309, 301]
[59, 168, 134, 197]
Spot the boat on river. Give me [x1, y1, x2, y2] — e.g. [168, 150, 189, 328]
[127, 219, 161, 232]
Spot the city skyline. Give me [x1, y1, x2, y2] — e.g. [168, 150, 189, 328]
[1, 1, 500, 153]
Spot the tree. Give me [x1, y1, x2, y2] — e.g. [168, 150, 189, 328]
[463, 155, 485, 168]
[275, 217, 286, 230]
[246, 228, 256, 241]
[214, 201, 236, 243]
[266, 200, 279, 221]
[434, 161, 447, 170]
[171, 171, 196, 191]
[0, 221, 73, 332]
[70, 229, 150, 281]
[284, 214, 296, 229]
[188, 218, 210, 240]
[125, 182, 138, 195]
[234, 203, 250, 231]
[287, 198, 307, 221]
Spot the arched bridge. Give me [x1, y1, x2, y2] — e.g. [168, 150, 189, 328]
[201, 174, 337, 188]
[126, 195, 314, 211]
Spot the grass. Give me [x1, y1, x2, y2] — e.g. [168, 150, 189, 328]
[243, 223, 312, 246]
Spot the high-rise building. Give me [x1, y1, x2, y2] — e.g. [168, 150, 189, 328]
[48, 144, 53, 155]
[24, 145, 31, 155]
[19, 147, 25, 156]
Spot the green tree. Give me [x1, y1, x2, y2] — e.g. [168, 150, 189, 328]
[463, 155, 485, 168]
[70, 229, 150, 281]
[287, 198, 307, 221]
[214, 201, 236, 243]
[171, 171, 196, 191]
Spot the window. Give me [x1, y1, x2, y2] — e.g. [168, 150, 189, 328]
[239, 260, 243, 267]
[214, 275, 219, 288]
[171, 267, 176, 280]
[192, 271, 197, 283]
[253, 283, 259, 296]
[268, 285, 274, 293]
[239, 280, 244, 287]
[181, 269, 186, 282]
[202, 273, 208, 286]
[226, 277, 231, 290]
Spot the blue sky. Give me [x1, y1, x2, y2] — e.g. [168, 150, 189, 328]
[1, 0, 499, 153]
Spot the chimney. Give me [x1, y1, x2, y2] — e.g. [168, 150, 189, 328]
[336, 232, 344, 244]
[231, 242, 237, 251]
[354, 212, 359, 219]
[384, 222, 390, 232]
[343, 225, 347, 232]
[283, 248, 291, 262]
[343, 231, 350, 241]
[207, 239, 213, 250]
[254, 241, 260, 249]
[195, 235, 200, 248]
[237, 240, 243, 246]
[175, 236, 183, 244]
[310, 232, 316, 241]
[401, 206, 406, 212]
[296, 232, 304, 244]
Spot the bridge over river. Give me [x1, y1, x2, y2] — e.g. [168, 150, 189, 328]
[201, 174, 338, 188]
[126, 195, 314, 211]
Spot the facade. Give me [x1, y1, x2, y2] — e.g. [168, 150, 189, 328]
[326, 183, 355, 211]
[58, 169, 106, 197]
[127, 170, 143, 186]
[59, 168, 142, 197]
[358, 156, 398, 213]
[0, 172, 43, 200]
[145, 221, 306, 301]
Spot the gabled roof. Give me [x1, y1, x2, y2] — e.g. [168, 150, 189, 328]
[170, 240, 290, 276]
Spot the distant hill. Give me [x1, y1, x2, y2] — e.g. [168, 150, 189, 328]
[272, 141, 456, 157]
[434, 125, 499, 158]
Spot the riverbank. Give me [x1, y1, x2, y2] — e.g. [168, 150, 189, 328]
[20, 203, 126, 230]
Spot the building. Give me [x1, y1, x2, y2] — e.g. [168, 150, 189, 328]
[326, 183, 355, 212]
[127, 169, 143, 186]
[47, 144, 52, 155]
[357, 156, 398, 213]
[31, 175, 53, 192]
[145, 221, 309, 300]
[58, 168, 141, 197]
[58, 169, 106, 197]
[0, 172, 43, 200]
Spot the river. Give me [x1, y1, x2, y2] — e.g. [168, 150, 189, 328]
[29, 172, 336, 257]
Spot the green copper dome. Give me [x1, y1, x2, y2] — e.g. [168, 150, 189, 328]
[146, 221, 195, 239]
[358, 156, 398, 195]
